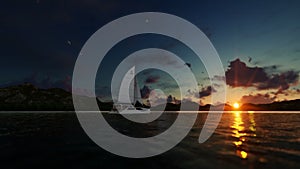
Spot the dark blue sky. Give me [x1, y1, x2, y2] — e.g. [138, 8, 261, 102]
[1, 0, 300, 104]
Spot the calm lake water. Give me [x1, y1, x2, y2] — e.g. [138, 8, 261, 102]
[0, 112, 299, 169]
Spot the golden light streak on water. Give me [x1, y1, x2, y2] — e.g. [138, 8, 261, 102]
[240, 150, 248, 159]
[231, 111, 257, 159]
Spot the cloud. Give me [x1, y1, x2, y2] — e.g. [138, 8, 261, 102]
[240, 93, 276, 104]
[150, 97, 167, 107]
[257, 71, 299, 91]
[184, 86, 216, 101]
[199, 86, 216, 98]
[226, 59, 269, 87]
[144, 75, 160, 84]
[166, 95, 180, 104]
[225, 59, 299, 91]
[148, 92, 167, 107]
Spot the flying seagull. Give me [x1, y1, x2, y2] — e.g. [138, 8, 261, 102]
[184, 63, 192, 68]
[248, 56, 252, 63]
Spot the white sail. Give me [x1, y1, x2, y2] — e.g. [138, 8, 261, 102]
[111, 66, 150, 114]
[118, 66, 142, 105]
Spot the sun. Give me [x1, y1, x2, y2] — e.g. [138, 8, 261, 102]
[233, 102, 240, 109]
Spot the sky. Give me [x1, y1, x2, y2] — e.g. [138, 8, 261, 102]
[1, 0, 300, 105]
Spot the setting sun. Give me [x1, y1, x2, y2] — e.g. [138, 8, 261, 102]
[233, 102, 240, 109]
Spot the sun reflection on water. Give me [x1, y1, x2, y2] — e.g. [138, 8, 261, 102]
[231, 111, 257, 159]
[238, 150, 248, 159]
[231, 111, 246, 138]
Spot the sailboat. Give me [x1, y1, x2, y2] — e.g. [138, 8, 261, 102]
[110, 67, 150, 114]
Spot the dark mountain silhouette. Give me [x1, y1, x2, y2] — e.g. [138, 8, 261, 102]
[0, 83, 73, 110]
[0, 83, 300, 111]
[151, 102, 233, 111]
[240, 99, 300, 111]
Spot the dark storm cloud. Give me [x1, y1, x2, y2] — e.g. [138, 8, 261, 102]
[225, 59, 299, 91]
[144, 75, 160, 84]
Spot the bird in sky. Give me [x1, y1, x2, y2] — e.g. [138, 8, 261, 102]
[248, 56, 252, 63]
[184, 63, 192, 68]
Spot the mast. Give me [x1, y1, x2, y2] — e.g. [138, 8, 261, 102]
[133, 75, 142, 105]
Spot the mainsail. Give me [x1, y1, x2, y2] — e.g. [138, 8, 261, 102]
[118, 66, 143, 105]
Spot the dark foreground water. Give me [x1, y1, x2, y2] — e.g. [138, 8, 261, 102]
[0, 112, 299, 169]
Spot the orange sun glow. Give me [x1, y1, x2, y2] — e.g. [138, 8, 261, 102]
[233, 102, 240, 109]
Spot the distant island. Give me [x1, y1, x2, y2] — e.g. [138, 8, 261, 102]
[1, 83, 300, 111]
